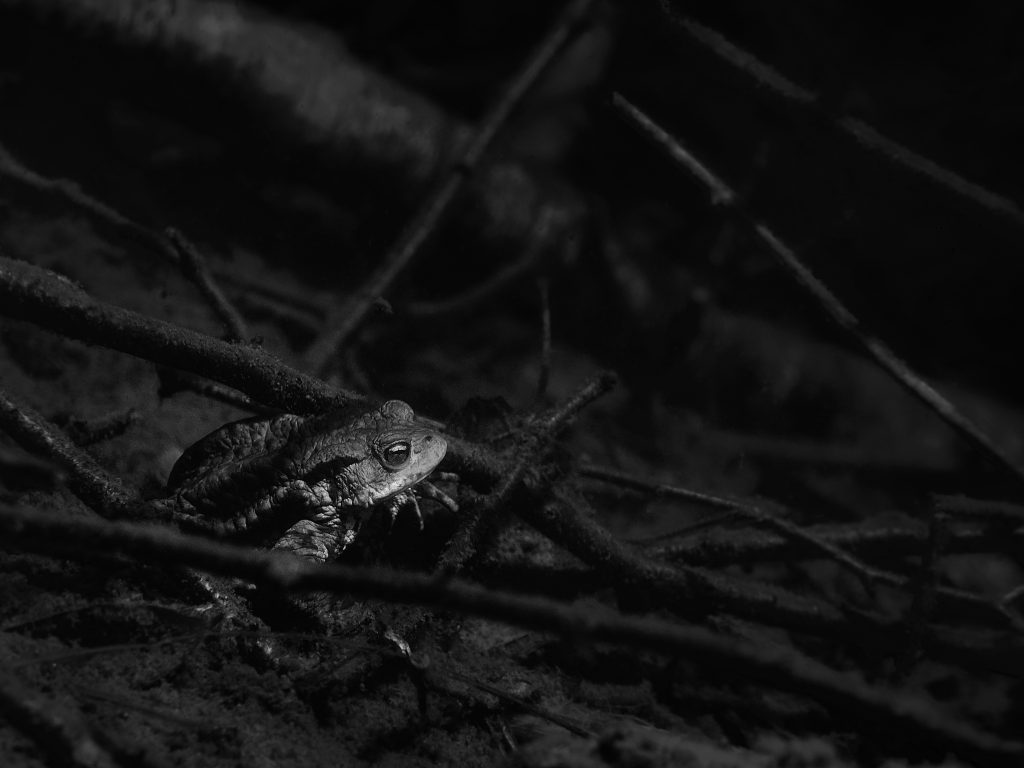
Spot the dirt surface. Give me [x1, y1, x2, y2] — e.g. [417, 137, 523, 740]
[2, 2, 1024, 767]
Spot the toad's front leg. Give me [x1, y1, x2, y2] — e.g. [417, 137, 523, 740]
[272, 508, 359, 564]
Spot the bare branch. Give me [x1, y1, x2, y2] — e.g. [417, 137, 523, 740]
[156, 369, 278, 415]
[647, 520, 1015, 567]
[536, 278, 552, 400]
[656, 2, 1024, 233]
[0, 386, 139, 517]
[0, 255, 359, 412]
[303, 0, 597, 375]
[0, 141, 250, 339]
[611, 93, 1024, 494]
[0, 140, 149, 240]
[406, 204, 558, 319]
[56, 408, 141, 447]
[164, 228, 250, 342]
[934, 494, 1024, 525]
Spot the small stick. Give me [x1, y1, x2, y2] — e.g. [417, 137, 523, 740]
[434, 666, 593, 738]
[0, 140, 146, 239]
[702, 428, 956, 476]
[612, 93, 1024, 494]
[303, 0, 597, 375]
[1001, 584, 1024, 614]
[0, 141, 249, 341]
[212, 266, 327, 319]
[580, 464, 1019, 628]
[646, 520, 1015, 568]
[405, 256, 537, 319]
[536, 277, 552, 400]
[655, 2, 1024, 234]
[156, 368, 279, 415]
[438, 372, 616, 575]
[537, 371, 617, 433]
[232, 291, 321, 337]
[406, 204, 558, 319]
[165, 228, 250, 341]
[581, 463, 888, 584]
[895, 510, 949, 678]
[0, 387, 139, 518]
[56, 408, 141, 447]
[933, 494, 1024, 525]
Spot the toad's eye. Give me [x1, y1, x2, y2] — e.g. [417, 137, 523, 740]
[380, 440, 411, 469]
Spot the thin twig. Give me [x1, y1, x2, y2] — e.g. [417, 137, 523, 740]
[0, 255, 359, 412]
[1001, 584, 1024, 615]
[0, 140, 148, 239]
[895, 510, 949, 678]
[165, 228, 250, 342]
[656, 1, 1024, 233]
[611, 93, 1024, 494]
[439, 373, 616, 575]
[537, 372, 617, 433]
[0, 387, 140, 517]
[55, 408, 141, 447]
[406, 204, 558, 319]
[0, 504, 1019, 764]
[648, 520, 1017, 568]
[702, 428, 956, 476]
[434, 667, 593, 738]
[0, 600, 206, 633]
[492, 520, 1010, 574]
[156, 368, 279, 415]
[405, 250, 539, 319]
[519, 485, 847, 632]
[580, 464, 898, 588]
[536, 278, 552, 400]
[74, 685, 220, 732]
[933, 494, 1024, 525]
[0, 140, 250, 338]
[212, 266, 327, 320]
[232, 291, 321, 337]
[303, 0, 597, 375]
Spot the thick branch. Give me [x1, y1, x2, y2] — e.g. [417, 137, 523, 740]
[0, 255, 359, 412]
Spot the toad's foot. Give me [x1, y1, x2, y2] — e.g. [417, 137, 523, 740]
[417, 480, 459, 513]
[385, 490, 423, 531]
[272, 516, 357, 563]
